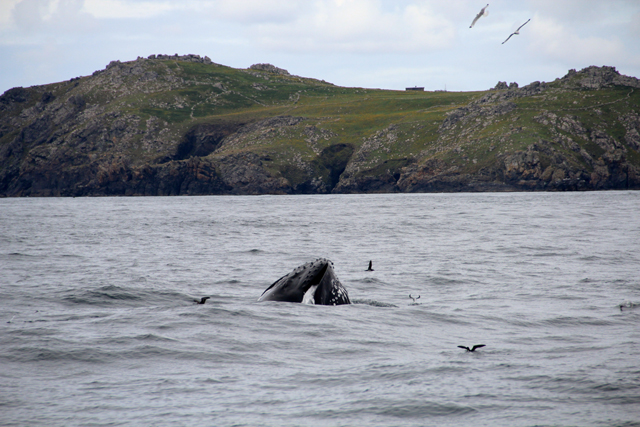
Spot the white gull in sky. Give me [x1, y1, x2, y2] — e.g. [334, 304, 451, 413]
[502, 18, 531, 44]
[469, 4, 489, 28]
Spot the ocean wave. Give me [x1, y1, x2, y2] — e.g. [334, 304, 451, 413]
[543, 316, 616, 327]
[352, 299, 397, 307]
[62, 285, 144, 305]
[2, 346, 114, 364]
[331, 398, 477, 418]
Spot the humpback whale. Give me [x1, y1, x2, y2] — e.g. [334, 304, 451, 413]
[194, 297, 210, 304]
[258, 258, 351, 305]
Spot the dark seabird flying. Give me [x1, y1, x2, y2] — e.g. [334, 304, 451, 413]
[194, 297, 210, 304]
[502, 19, 530, 44]
[470, 4, 489, 28]
[458, 344, 486, 352]
[366, 260, 374, 271]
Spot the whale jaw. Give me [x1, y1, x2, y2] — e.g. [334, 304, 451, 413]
[258, 258, 351, 305]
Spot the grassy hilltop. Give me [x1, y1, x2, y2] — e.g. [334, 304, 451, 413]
[1, 54, 639, 196]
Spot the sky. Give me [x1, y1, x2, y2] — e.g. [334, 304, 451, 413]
[1, 0, 640, 94]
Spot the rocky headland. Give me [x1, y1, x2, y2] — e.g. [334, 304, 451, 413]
[1, 56, 639, 196]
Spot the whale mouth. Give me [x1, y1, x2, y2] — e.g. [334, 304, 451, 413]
[301, 263, 329, 305]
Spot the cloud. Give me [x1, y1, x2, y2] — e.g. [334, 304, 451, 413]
[80, 0, 306, 22]
[211, 0, 306, 24]
[250, 0, 456, 53]
[81, 0, 177, 19]
[528, 0, 638, 24]
[9, 0, 97, 34]
[628, 11, 640, 37]
[0, 0, 21, 29]
[1, 0, 639, 94]
[528, 14, 625, 65]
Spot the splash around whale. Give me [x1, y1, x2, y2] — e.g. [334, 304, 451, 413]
[258, 258, 351, 305]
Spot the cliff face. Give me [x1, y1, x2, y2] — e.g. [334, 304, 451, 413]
[394, 71, 640, 193]
[1, 57, 639, 196]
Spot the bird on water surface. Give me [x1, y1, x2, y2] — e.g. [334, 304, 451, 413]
[470, 4, 489, 28]
[458, 344, 486, 352]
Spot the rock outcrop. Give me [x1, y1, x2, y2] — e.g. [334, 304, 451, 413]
[249, 63, 290, 75]
[558, 66, 640, 90]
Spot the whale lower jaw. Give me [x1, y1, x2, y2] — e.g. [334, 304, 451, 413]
[325, 280, 348, 305]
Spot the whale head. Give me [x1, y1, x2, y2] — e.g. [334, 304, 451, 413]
[258, 258, 351, 305]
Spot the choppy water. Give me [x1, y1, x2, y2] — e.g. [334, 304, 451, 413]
[1, 192, 640, 426]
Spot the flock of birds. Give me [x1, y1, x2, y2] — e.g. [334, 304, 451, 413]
[193, 260, 487, 353]
[368, 262, 487, 353]
[191, 259, 637, 353]
[190, 254, 638, 356]
[189, 258, 635, 354]
[470, 3, 530, 44]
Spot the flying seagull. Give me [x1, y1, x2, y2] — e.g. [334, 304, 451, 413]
[502, 19, 531, 44]
[470, 4, 489, 28]
[194, 297, 210, 304]
[458, 344, 486, 352]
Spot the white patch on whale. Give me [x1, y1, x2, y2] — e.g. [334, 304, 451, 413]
[302, 285, 318, 305]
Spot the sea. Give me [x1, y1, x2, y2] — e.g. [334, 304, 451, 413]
[1, 192, 639, 427]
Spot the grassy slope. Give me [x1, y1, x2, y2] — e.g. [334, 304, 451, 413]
[113, 61, 636, 180]
[107, 60, 483, 172]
